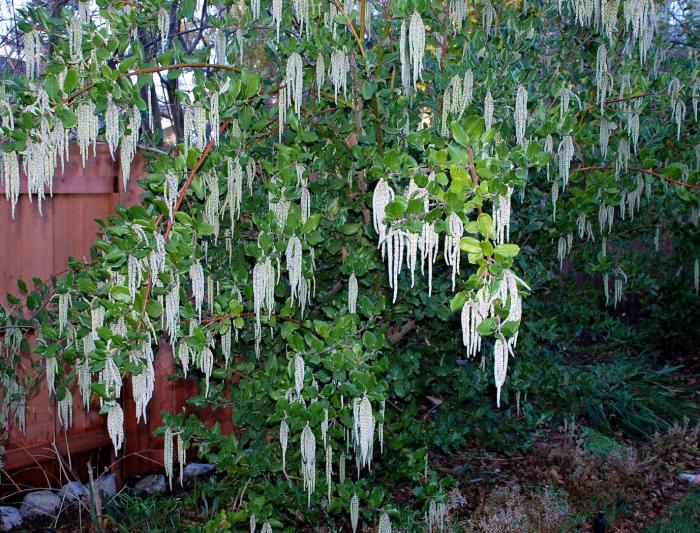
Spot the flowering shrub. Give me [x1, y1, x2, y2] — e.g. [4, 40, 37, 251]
[0, 0, 698, 529]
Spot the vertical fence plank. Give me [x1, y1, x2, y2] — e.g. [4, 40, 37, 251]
[0, 198, 21, 306]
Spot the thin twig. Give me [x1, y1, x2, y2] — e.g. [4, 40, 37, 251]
[571, 165, 700, 190]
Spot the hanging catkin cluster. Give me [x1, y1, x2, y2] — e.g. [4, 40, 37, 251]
[199, 342, 214, 397]
[285, 235, 302, 303]
[399, 21, 411, 96]
[210, 92, 220, 145]
[372, 179, 394, 252]
[482, 0, 497, 36]
[278, 86, 287, 141]
[355, 395, 375, 471]
[269, 190, 291, 230]
[293, 353, 305, 399]
[214, 28, 227, 65]
[557, 236, 568, 269]
[102, 355, 123, 399]
[315, 54, 325, 100]
[450, 0, 468, 31]
[194, 103, 208, 150]
[348, 272, 358, 313]
[385, 226, 406, 303]
[165, 274, 181, 345]
[493, 337, 510, 408]
[120, 106, 141, 190]
[132, 341, 155, 423]
[460, 288, 491, 358]
[350, 493, 359, 533]
[24, 30, 40, 78]
[558, 135, 575, 189]
[286, 53, 304, 117]
[68, 15, 82, 63]
[292, 0, 311, 37]
[252, 257, 276, 353]
[2, 150, 20, 219]
[105, 96, 120, 159]
[325, 443, 333, 503]
[595, 45, 612, 111]
[77, 101, 98, 166]
[300, 423, 316, 505]
[279, 418, 289, 473]
[164, 427, 174, 488]
[441, 72, 473, 135]
[225, 156, 243, 229]
[127, 255, 142, 298]
[107, 402, 124, 453]
[444, 213, 463, 291]
[57, 293, 71, 335]
[493, 187, 513, 244]
[408, 12, 425, 89]
[461, 270, 528, 404]
[157, 7, 170, 53]
[189, 261, 205, 320]
[484, 91, 495, 131]
[613, 267, 627, 307]
[272, 0, 283, 41]
[57, 391, 73, 428]
[378, 513, 392, 533]
[329, 49, 349, 104]
[45, 357, 57, 397]
[514, 85, 528, 148]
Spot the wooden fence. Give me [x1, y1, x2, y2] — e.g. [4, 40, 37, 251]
[0, 145, 232, 492]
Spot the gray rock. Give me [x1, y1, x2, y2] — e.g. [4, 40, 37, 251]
[60, 481, 89, 503]
[183, 463, 215, 483]
[19, 491, 61, 519]
[133, 474, 166, 497]
[88, 473, 117, 501]
[0, 506, 22, 532]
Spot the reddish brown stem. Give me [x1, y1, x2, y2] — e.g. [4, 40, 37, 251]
[571, 165, 700, 191]
[141, 120, 232, 315]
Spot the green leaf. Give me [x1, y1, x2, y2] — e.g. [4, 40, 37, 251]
[228, 299, 244, 315]
[197, 223, 216, 236]
[451, 121, 470, 147]
[362, 81, 376, 100]
[450, 292, 467, 312]
[110, 285, 132, 303]
[460, 236, 482, 254]
[480, 240, 494, 257]
[77, 277, 97, 293]
[63, 68, 79, 93]
[27, 292, 42, 310]
[466, 116, 485, 139]
[302, 213, 322, 233]
[501, 320, 520, 337]
[476, 317, 497, 336]
[147, 299, 163, 319]
[339, 223, 361, 235]
[56, 106, 78, 129]
[494, 243, 520, 258]
[450, 164, 472, 192]
[477, 213, 494, 238]
[241, 69, 260, 98]
[448, 144, 469, 165]
[44, 74, 61, 101]
[385, 197, 407, 220]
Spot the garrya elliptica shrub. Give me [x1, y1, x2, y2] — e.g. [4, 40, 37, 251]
[0, 0, 698, 528]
